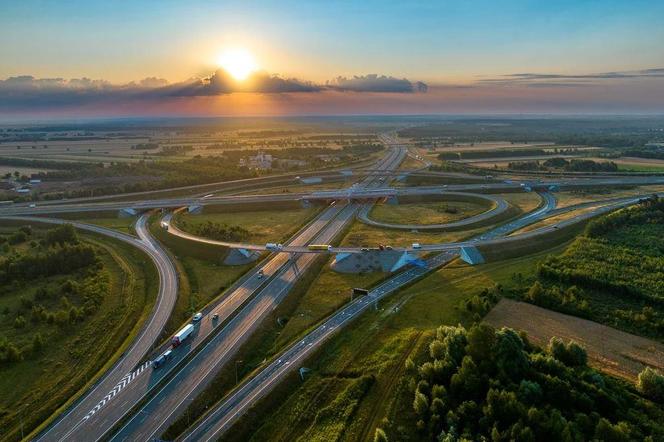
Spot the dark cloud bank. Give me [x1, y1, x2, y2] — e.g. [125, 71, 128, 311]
[0, 70, 427, 110]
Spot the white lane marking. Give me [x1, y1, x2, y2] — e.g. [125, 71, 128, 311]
[81, 361, 151, 422]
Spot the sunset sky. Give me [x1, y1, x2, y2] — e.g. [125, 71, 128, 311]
[2, 0, 664, 119]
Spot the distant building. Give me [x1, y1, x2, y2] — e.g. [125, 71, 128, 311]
[247, 152, 273, 170]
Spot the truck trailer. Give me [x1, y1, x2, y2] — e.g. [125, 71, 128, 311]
[172, 324, 194, 347]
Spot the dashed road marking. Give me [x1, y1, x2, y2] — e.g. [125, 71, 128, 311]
[81, 361, 152, 422]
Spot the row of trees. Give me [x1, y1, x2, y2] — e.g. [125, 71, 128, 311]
[507, 158, 619, 173]
[182, 220, 250, 242]
[0, 243, 99, 284]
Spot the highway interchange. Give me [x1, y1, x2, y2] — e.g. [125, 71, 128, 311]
[2, 133, 664, 441]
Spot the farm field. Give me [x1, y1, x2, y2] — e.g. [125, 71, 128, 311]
[485, 298, 664, 381]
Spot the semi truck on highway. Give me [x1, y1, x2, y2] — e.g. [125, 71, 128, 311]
[308, 244, 332, 251]
[172, 324, 194, 347]
[265, 243, 283, 251]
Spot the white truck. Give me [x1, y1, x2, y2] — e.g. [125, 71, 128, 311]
[265, 243, 283, 251]
[172, 323, 194, 347]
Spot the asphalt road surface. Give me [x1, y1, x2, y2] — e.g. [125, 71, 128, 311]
[0, 215, 178, 442]
[106, 144, 407, 440]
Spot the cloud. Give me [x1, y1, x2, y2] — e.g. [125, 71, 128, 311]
[0, 70, 425, 111]
[159, 69, 321, 96]
[478, 68, 664, 87]
[326, 74, 427, 93]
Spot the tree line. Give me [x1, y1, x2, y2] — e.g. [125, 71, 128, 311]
[393, 323, 664, 442]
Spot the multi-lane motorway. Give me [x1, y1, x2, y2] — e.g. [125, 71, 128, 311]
[3, 132, 664, 441]
[106, 137, 407, 441]
[14, 136, 405, 441]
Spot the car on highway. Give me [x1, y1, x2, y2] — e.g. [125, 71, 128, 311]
[412, 242, 422, 249]
[193, 312, 203, 322]
[152, 350, 173, 369]
[257, 269, 264, 278]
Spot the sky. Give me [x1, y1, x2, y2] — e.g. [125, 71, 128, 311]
[2, 0, 664, 119]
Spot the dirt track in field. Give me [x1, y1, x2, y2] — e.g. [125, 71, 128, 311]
[485, 299, 664, 382]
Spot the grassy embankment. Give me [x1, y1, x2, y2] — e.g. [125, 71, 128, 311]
[0, 224, 158, 441]
[369, 200, 488, 226]
[31, 210, 138, 236]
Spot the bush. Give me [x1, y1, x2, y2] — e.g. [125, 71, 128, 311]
[548, 337, 588, 367]
[637, 368, 664, 402]
[13, 315, 26, 329]
[374, 428, 388, 442]
[44, 224, 78, 247]
[32, 333, 44, 354]
[8, 231, 27, 245]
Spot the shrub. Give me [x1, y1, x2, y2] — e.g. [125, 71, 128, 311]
[14, 315, 26, 329]
[637, 368, 664, 402]
[32, 333, 44, 354]
[374, 428, 388, 442]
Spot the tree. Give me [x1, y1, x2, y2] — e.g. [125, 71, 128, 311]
[374, 428, 388, 442]
[466, 323, 496, 367]
[548, 338, 587, 367]
[494, 328, 528, 381]
[637, 367, 664, 402]
[414, 391, 430, 417]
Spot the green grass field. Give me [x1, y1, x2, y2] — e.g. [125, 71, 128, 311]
[0, 227, 158, 441]
[175, 207, 319, 244]
[36, 211, 138, 236]
[369, 201, 487, 225]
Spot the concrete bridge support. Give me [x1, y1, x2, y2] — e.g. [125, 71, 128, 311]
[118, 208, 138, 218]
[223, 248, 261, 265]
[187, 204, 203, 214]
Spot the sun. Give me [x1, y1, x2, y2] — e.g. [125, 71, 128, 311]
[217, 48, 258, 81]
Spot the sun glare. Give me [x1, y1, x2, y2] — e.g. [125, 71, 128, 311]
[217, 48, 258, 81]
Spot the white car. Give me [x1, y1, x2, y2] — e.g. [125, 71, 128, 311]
[192, 312, 203, 322]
